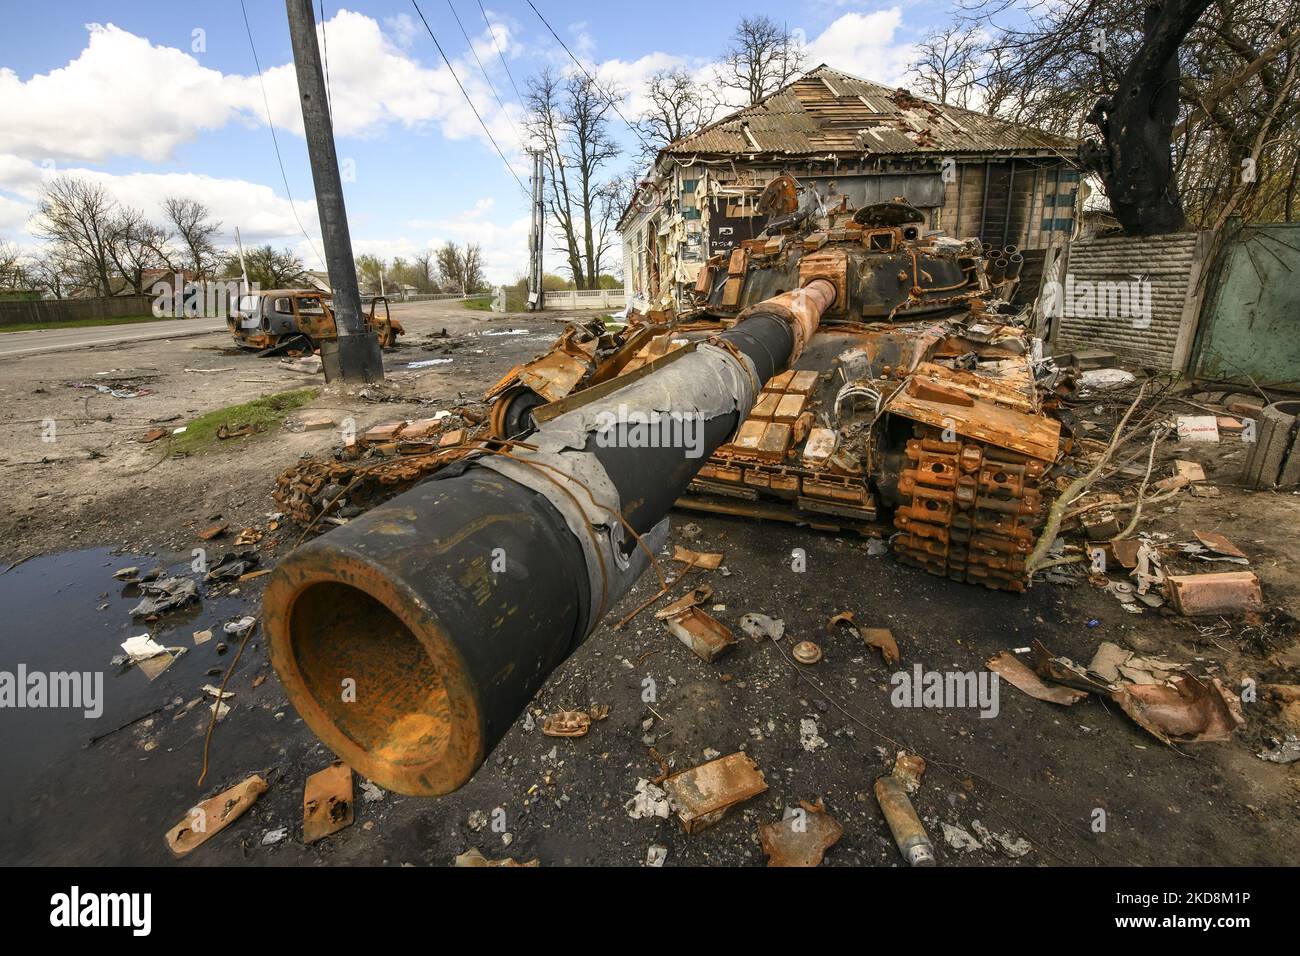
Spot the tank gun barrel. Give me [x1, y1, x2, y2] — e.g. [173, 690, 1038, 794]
[262, 279, 836, 796]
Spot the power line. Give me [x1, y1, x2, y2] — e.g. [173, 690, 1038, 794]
[524, 0, 653, 152]
[476, 0, 524, 103]
[319, 0, 333, 118]
[445, 0, 520, 141]
[409, 0, 528, 194]
[239, 0, 326, 270]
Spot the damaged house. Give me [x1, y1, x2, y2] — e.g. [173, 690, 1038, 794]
[620, 65, 1081, 314]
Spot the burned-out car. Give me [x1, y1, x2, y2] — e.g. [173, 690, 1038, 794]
[229, 289, 404, 353]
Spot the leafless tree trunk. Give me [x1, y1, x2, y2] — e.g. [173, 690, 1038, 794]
[33, 176, 119, 297]
[910, 25, 983, 106]
[163, 197, 222, 277]
[106, 207, 167, 295]
[634, 69, 718, 159]
[525, 68, 621, 289]
[1083, 0, 1214, 234]
[715, 15, 806, 106]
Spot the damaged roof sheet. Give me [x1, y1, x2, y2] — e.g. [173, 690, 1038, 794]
[665, 66, 1079, 159]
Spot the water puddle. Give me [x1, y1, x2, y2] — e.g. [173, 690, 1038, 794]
[0, 547, 256, 825]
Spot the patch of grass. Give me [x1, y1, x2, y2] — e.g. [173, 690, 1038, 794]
[0, 314, 173, 333]
[461, 296, 494, 312]
[171, 388, 319, 456]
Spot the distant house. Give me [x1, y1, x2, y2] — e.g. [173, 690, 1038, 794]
[618, 65, 1082, 313]
[305, 271, 332, 294]
[100, 268, 197, 298]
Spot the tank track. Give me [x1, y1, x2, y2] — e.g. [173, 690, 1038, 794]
[891, 424, 1048, 592]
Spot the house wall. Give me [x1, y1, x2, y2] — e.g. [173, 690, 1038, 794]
[940, 159, 1077, 249]
[619, 154, 1080, 313]
[1051, 232, 1214, 370]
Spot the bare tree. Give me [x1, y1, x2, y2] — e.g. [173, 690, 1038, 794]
[26, 246, 72, 298]
[163, 197, 222, 277]
[412, 249, 437, 293]
[106, 206, 167, 295]
[955, 0, 1300, 233]
[634, 69, 718, 160]
[715, 15, 806, 106]
[525, 68, 622, 288]
[0, 239, 25, 290]
[355, 253, 386, 294]
[435, 242, 486, 294]
[33, 176, 120, 297]
[911, 25, 984, 106]
[221, 244, 308, 288]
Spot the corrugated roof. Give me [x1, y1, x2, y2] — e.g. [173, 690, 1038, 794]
[664, 66, 1078, 159]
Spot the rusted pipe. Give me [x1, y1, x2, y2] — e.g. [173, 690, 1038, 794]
[264, 280, 837, 795]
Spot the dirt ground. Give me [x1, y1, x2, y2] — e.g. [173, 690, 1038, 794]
[0, 301, 1297, 867]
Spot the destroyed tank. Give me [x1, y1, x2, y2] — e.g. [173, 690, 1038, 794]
[264, 189, 1068, 797]
[483, 192, 1061, 592]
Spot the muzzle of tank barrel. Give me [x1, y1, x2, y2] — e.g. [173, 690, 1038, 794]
[264, 279, 836, 796]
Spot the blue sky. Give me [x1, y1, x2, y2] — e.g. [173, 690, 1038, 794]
[0, 1, 957, 281]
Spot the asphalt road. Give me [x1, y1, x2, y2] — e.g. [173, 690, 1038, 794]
[0, 317, 227, 360]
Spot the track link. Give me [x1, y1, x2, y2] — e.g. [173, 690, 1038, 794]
[891, 425, 1048, 591]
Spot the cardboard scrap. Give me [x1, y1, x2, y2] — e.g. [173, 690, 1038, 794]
[1176, 415, 1219, 443]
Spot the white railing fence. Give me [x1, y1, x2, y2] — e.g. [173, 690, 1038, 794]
[540, 288, 626, 311]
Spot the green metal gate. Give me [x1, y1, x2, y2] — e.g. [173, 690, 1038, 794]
[1194, 222, 1300, 390]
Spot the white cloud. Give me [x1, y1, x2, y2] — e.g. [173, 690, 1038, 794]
[0, 194, 29, 234]
[0, 154, 322, 259]
[803, 8, 916, 88]
[0, 24, 256, 163]
[0, 13, 529, 168]
[402, 199, 531, 283]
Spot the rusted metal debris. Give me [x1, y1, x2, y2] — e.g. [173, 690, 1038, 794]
[541, 711, 592, 738]
[671, 545, 724, 569]
[874, 772, 934, 866]
[665, 607, 737, 663]
[271, 408, 485, 525]
[758, 801, 844, 867]
[303, 761, 354, 844]
[987, 651, 1088, 706]
[454, 848, 540, 867]
[1166, 571, 1264, 616]
[662, 752, 768, 834]
[1111, 677, 1246, 746]
[791, 640, 822, 664]
[164, 774, 267, 857]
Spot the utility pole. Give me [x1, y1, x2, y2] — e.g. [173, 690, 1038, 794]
[284, 0, 384, 383]
[527, 149, 545, 311]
